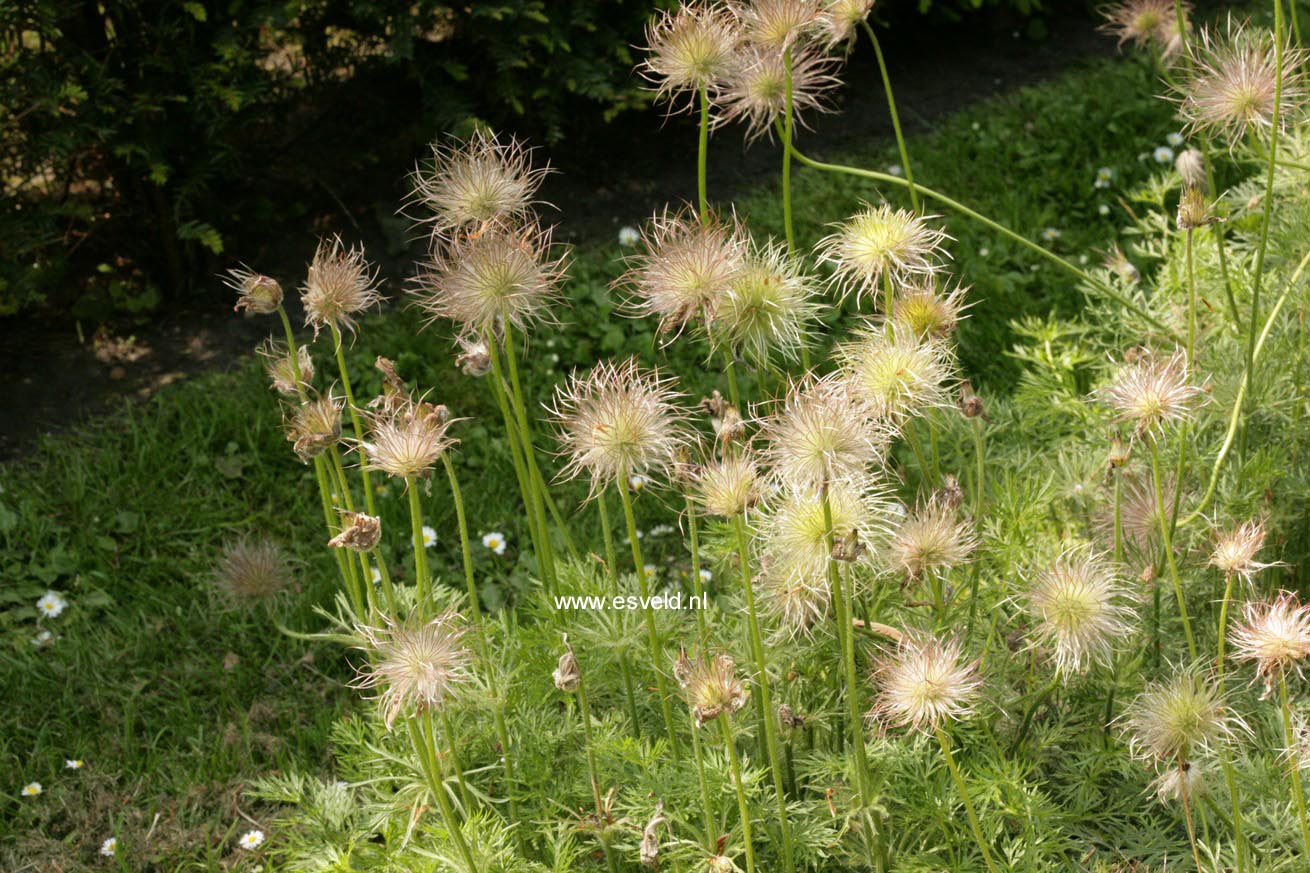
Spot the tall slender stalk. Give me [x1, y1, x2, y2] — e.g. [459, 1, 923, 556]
[698, 84, 711, 224]
[690, 714, 718, 852]
[406, 477, 431, 617]
[1148, 438, 1197, 660]
[502, 325, 558, 589]
[720, 713, 757, 873]
[936, 728, 1000, 873]
[598, 493, 643, 733]
[686, 496, 710, 643]
[781, 46, 796, 252]
[328, 323, 379, 518]
[1176, 754, 1205, 873]
[861, 20, 918, 212]
[409, 715, 478, 871]
[576, 671, 620, 873]
[1280, 673, 1310, 857]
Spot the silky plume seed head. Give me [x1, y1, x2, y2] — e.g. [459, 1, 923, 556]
[213, 536, 293, 600]
[641, 1, 741, 104]
[408, 130, 548, 235]
[1121, 668, 1243, 762]
[1103, 348, 1205, 439]
[1023, 547, 1134, 675]
[353, 612, 474, 728]
[1176, 185, 1217, 230]
[757, 560, 831, 639]
[758, 376, 888, 489]
[836, 323, 955, 424]
[359, 397, 458, 480]
[551, 358, 690, 496]
[1230, 591, 1310, 697]
[871, 632, 983, 735]
[732, 0, 824, 51]
[227, 267, 283, 315]
[818, 0, 875, 47]
[1209, 519, 1278, 584]
[286, 393, 343, 462]
[1099, 0, 1190, 59]
[328, 511, 382, 552]
[890, 283, 970, 340]
[677, 650, 749, 727]
[258, 340, 313, 397]
[696, 452, 761, 517]
[617, 207, 746, 340]
[711, 236, 821, 366]
[413, 221, 568, 338]
[301, 236, 383, 338]
[889, 495, 977, 581]
[1151, 760, 1205, 804]
[1175, 147, 1207, 188]
[715, 43, 839, 141]
[760, 476, 888, 593]
[815, 203, 950, 303]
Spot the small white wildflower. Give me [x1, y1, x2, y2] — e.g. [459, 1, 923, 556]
[31, 630, 53, 647]
[629, 474, 649, 492]
[971, 121, 981, 131]
[239, 830, 266, 850]
[1041, 227, 1062, 242]
[649, 524, 676, 537]
[1094, 166, 1114, 189]
[370, 566, 382, 585]
[1098, 204, 1111, 216]
[978, 247, 990, 257]
[21, 782, 41, 797]
[699, 568, 713, 583]
[100, 837, 117, 857]
[887, 164, 904, 177]
[422, 525, 438, 548]
[482, 531, 508, 555]
[618, 225, 641, 247]
[65, 759, 83, 770]
[36, 590, 67, 618]
[1079, 254, 1090, 265]
[1166, 132, 1185, 147]
[644, 563, 659, 578]
[1154, 145, 1175, 164]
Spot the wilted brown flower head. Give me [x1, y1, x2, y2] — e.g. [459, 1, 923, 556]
[301, 236, 383, 338]
[1209, 519, 1278, 584]
[677, 650, 749, 726]
[1103, 348, 1205, 439]
[891, 283, 970, 340]
[702, 390, 746, 445]
[1121, 667, 1243, 762]
[696, 453, 761, 517]
[715, 44, 839, 141]
[228, 267, 283, 315]
[815, 203, 950, 303]
[413, 221, 568, 338]
[836, 323, 955, 424]
[732, 0, 823, 50]
[258, 340, 313, 397]
[889, 495, 977, 580]
[640, 801, 666, 869]
[213, 536, 293, 600]
[409, 130, 548, 234]
[1230, 591, 1310, 696]
[1023, 546, 1134, 674]
[553, 640, 582, 693]
[1099, 0, 1190, 58]
[818, 0, 875, 47]
[758, 376, 887, 488]
[328, 512, 382, 552]
[359, 396, 458, 480]
[1176, 17, 1308, 148]
[641, 1, 740, 104]
[618, 207, 746, 340]
[1176, 185, 1217, 230]
[712, 237, 821, 366]
[551, 358, 690, 495]
[871, 632, 983, 734]
[286, 393, 343, 462]
[353, 612, 474, 728]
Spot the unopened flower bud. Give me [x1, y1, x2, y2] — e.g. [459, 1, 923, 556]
[1108, 433, 1132, 469]
[1175, 148, 1206, 188]
[778, 703, 806, 730]
[328, 512, 382, 552]
[553, 645, 581, 693]
[935, 474, 964, 511]
[229, 269, 283, 315]
[959, 380, 985, 419]
[831, 528, 867, 562]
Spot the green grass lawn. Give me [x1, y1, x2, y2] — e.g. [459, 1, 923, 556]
[0, 51, 1183, 869]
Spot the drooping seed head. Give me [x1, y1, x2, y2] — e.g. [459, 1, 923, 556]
[760, 475, 888, 590]
[413, 221, 568, 338]
[815, 203, 950, 303]
[732, 0, 824, 50]
[889, 495, 977, 581]
[301, 237, 383, 338]
[696, 452, 761, 517]
[286, 393, 343, 462]
[227, 267, 284, 315]
[1230, 591, 1310, 697]
[359, 396, 458, 480]
[1103, 348, 1205, 439]
[715, 44, 839, 141]
[817, 0, 875, 47]
[213, 536, 293, 600]
[1150, 760, 1205, 803]
[328, 511, 382, 552]
[257, 340, 313, 397]
[676, 650, 749, 726]
[454, 335, 492, 377]
[1176, 17, 1308, 148]
[758, 376, 888, 488]
[711, 237, 821, 366]
[1121, 667, 1243, 762]
[551, 358, 690, 496]
[1209, 519, 1278, 584]
[408, 130, 548, 235]
[617, 207, 747, 340]
[890, 283, 970, 339]
[1023, 546, 1134, 675]
[353, 612, 474, 728]
[553, 642, 582, 693]
[641, 2, 741, 104]
[1099, 0, 1190, 59]
[871, 632, 983, 734]
[836, 324, 955, 424]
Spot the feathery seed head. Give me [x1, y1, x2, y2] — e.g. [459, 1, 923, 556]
[837, 324, 955, 424]
[1103, 348, 1205, 439]
[286, 394, 343, 462]
[712, 237, 821, 366]
[1177, 185, 1217, 230]
[676, 650, 749, 726]
[1151, 760, 1205, 803]
[409, 130, 547, 234]
[716, 44, 839, 141]
[354, 612, 474, 728]
[228, 267, 283, 315]
[1023, 547, 1134, 674]
[890, 283, 970, 339]
[413, 221, 568, 338]
[758, 563, 831, 638]
[1099, 0, 1189, 58]
[1209, 519, 1277, 583]
[618, 207, 747, 339]
[1176, 18, 1308, 148]
[889, 495, 977, 580]
[641, 2, 741, 103]
[818, 0, 875, 47]
[871, 632, 983, 734]
[1175, 147, 1207, 187]
[454, 335, 492, 377]
[301, 237, 383, 338]
[213, 536, 293, 600]
[816, 204, 950, 303]
[759, 376, 887, 488]
[1230, 591, 1310, 696]
[552, 359, 690, 495]
[328, 512, 382, 552]
[1122, 668, 1242, 762]
[733, 0, 824, 50]
[696, 453, 761, 517]
[760, 476, 888, 590]
[258, 340, 313, 397]
[359, 396, 458, 480]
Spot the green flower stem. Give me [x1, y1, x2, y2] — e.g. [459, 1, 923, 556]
[327, 447, 379, 613]
[410, 714, 478, 872]
[720, 713, 757, 873]
[731, 513, 797, 873]
[1177, 754, 1205, 873]
[936, 728, 1000, 873]
[1148, 439, 1197, 661]
[1009, 674, 1059, 756]
[406, 476, 431, 618]
[1113, 468, 1124, 563]
[598, 492, 643, 733]
[1280, 673, 1310, 857]
[501, 325, 559, 589]
[862, 19, 918, 212]
[439, 707, 473, 810]
[725, 352, 743, 413]
[686, 496, 709, 643]
[787, 146, 1178, 340]
[617, 473, 681, 757]
[1185, 228, 1197, 364]
[441, 453, 481, 627]
[328, 323, 378, 518]
[1219, 749, 1248, 872]
[575, 674, 620, 873]
[698, 84, 711, 224]
[690, 714, 718, 852]
[903, 416, 931, 486]
[782, 46, 796, 252]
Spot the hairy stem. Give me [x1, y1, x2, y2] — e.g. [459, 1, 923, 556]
[936, 728, 1000, 873]
[862, 20, 918, 212]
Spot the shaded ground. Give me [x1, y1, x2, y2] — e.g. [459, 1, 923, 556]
[0, 6, 1113, 461]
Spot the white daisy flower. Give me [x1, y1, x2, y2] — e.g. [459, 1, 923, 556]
[643, 563, 659, 578]
[618, 226, 640, 247]
[31, 630, 53, 647]
[978, 247, 990, 257]
[65, 759, 83, 770]
[648, 524, 676, 537]
[1166, 132, 1185, 147]
[971, 121, 981, 131]
[21, 782, 41, 797]
[482, 532, 508, 555]
[699, 568, 713, 583]
[1153, 145, 1175, 164]
[36, 591, 67, 618]
[422, 525, 438, 548]
[239, 830, 265, 850]
[1041, 227, 1061, 242]
[886, 164, 904, 177]
[1094, 166, 1113, 189]
[629, 474, 649, 492]
[1098, 204, 1111, 216]
[370, 566, 382, 585]
[100, 837, 117, 857]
